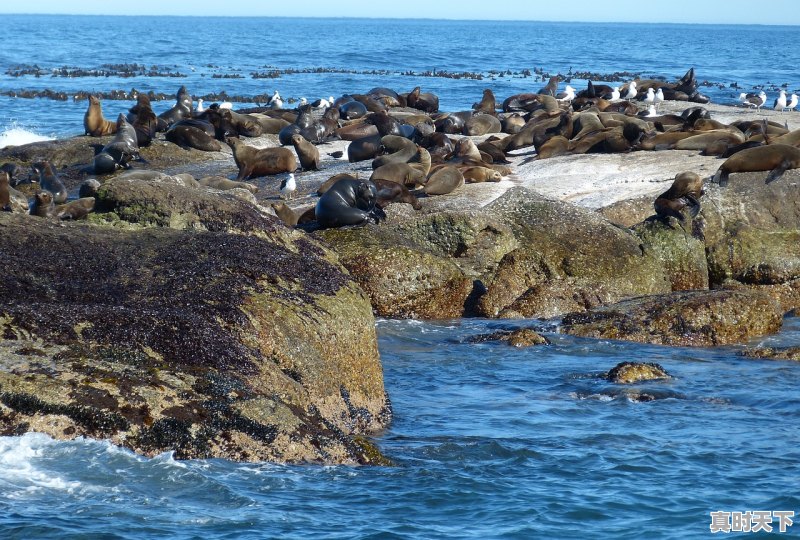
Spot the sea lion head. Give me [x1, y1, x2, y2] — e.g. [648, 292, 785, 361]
[93, 152, 118, 174]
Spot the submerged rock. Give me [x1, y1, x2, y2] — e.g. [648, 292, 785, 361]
[606, 361, 671, 384]
[740, 346, 800, 362]
[467, 328, 550, 347]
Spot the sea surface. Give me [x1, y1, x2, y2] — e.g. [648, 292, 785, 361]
[1, 15, 800, 539]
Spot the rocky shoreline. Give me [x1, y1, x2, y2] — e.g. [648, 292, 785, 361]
[1, 91, 798, 463]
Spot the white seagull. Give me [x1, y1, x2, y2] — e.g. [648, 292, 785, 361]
[623, 81, 637, 100]
[774, 89, 788, 111]
[556, 85, 575, 102]
[740, 91, 767, 110]
[654, 88, 664, 111]
[196, 98, 205, 113]
[787, 93, 799, 112]
[219, 101, 233, 110]
[280, 173, 296, 200]
[644, 87, 655, 106]
[609, 86, 621, 101]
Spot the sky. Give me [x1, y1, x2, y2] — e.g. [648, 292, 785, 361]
[1, 0, 799, 25]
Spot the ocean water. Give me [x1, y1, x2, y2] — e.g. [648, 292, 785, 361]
[1, 15, 800, 539]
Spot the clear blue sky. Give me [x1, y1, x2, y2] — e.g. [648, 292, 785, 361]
[2, 0, 799, 25]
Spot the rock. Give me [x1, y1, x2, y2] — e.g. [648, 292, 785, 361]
[597, 195, 653, 228]
[740, 346, 800, 361]
[476, 188, 671, 318]
[0, 212, 390, 464]
[632, 218, 709, 291]
[562, 289, 782, 346]
[467, 328, 550, 347]
[606, 361, 671, 384]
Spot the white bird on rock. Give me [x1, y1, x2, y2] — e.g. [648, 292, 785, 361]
[196, 98, 205, 113]
[644, 87, 655, 106]
[280, 173, 296, 200]
[774, 89, 788, 111]
[654, 88, 664, 111]
[623, 81, 637, 100]
[787, 93, 799, 112]
[556, 85, 575, 102]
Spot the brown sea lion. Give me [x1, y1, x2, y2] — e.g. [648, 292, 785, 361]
[226, 137, 297, 179]
[0, 171, 10, 211]
[56, 197, 95, 220]
[199, 176, 259, 193]
[166, 123, 222, 152]
[462, 166, 502, 183]
[534, 135, 570, 160]
[372, 178, 421, 209]
[290, 133, 320, 171]
[370, 163, 427, 188]
[372, 137, 418, 169]
[465, 114, 502, 136]
[94, 113, 141, 174]
[272, 201, 299, 226]
[424, 166, 463, 195]
[84, 95, 117, 137]
[501, 113, 526, 134]
[157, 85, 192, 129]
[654, 172, 704, 221]
[472, 89, 496, 114]
[406, 86, 439, 113]
[31, 160, 67, 203]
[128, 93, 158, 146]
[537, 76, 560, 96]
[318, 173, 360, 196]
[348, 134, 383, 162]
[29, 190, 55, 217]
[336, 122, 379, 141]
[713, 144, 800, 186]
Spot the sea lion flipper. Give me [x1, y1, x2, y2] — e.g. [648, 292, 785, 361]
[684, 194, 702, 218]
[766, 159, 791, 183]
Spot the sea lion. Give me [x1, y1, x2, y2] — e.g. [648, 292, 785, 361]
[0, 163, 20, 186]
[672, 130, 745, 151]
[713, 144, 800, 186]
[94, 113, 141, 174]
[219, 108, 263, 137]
[462, 166, 502, 183]
[165, 123, 222, 152]
[654, 172, 704, 221]
[271, 201, 299, 226]
[477, 140, 509, 163]
[336, 122, 379, 141]
[0, 171, 10, 211]
[435, 113, 467, 135]
[406, 86, 439, 113]
[372, 178, 421, 210]
[31, 160, 67, 203]
[365, 110, 402, 136]
[339, 100, 368, 120]
[318, 173, 360, 196]
[501, 113, 526, 134]
[157, 85, 193, 129]
[278, 123, 302, 146]
[79, 178, 102, 198]
[84, 95, 117, 137]
[472, 89, 496, 114]
[370, 162, 427, 188]
[348, 134, 383, 162]
[29, 190, 55, 218]
[250, 113, 290, 134]
[128, 93, 158, 146]
[465, 114, 502, 136]
[315, 177, 385, 228]
[56, 197, 95, 220]
[290, 133, 320, 171]
[226, 137, 297, 179]
[537, 76, 559, 97]
[199, 176, 258, 193]
[372, 137, 418, 169]
[424, 166, 463, 195]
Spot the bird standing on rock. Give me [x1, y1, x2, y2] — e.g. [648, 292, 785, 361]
[644, 88, 655, 107]
[624, 81, 637, 100]
[774, 90, 788, 111]
[269, 90, 283, 109]
[280, 173, 296, 200]
[787, 93, 799, 112]
[740, 91, 766, 110]
[654, 88, 664, 111]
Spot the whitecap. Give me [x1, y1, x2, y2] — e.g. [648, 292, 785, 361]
[0, 124, 54, 149]
[0, 433, 82, 497]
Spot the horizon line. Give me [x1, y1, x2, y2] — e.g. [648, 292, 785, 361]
[0, 13, 797, 26]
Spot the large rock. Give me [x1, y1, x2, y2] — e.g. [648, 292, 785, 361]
[0, 212, 390, 464]
[632, 218, 709, 291]
[475, 188, 671, 318]
[562, 289, 783, 346]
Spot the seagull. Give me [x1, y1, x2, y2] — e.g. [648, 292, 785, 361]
[623, 81, 637, 100]
[609, 86, 621, 101]
[269, 90, 281, 106]
[196, 98, 205, 113]
[638, 104, 658, 118]
[556, 85, 575, 102]
[787, 93, 799, 112]
[644, 88, 655, 107]
[219, 101, 233, 110]
[774, 89, 788, 111]
[740, 91, 766, 109]
[298, 97, 308, 106]
[280, 173, 296, 200]
[311, 97, 332, 109]
[654, 88, 664, 111]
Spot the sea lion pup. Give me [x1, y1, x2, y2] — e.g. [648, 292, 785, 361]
[713, 144, 800, 187]
[29, 190, 55, 217]
[290, 133, 320, 171]
[83, 95, 117, 136]
[372, 178, 421, 210]
[57, 197, 95, 220]
[406, 86, 439, 113]
[226, 137, 297, 179]
[157, 85, 193, 130]
[424, 166, 464, 195]
[199, 176, 258, 194]
[94, 114, 141, 174]
[315, 177, 385, 228]
[271, 201, 300, 226]
[128, 93, 158, 146]
[0, 171, 10, 211]
[462, 166, 502, 183]
[654, 172, 704, 222]
[165, 120, 222, 152]
[472, 89, 496, 114]
[31, 160, 67, 203]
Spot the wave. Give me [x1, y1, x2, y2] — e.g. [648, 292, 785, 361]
[0, 125, 54, 149]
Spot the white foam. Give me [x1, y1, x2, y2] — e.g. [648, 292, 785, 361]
[0, 125, 54, 149]
[0, 433, 82, 497]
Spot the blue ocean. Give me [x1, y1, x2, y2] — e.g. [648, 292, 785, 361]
[1, 15, 799, 539]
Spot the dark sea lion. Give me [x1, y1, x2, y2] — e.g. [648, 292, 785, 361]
[365, 110, 402, 136]
[501, 113, 526, 134]
[367, 87, 404, 107]
[157, 85, 193, 129]
[673, 130, 745, 151]
[534, 135, 570, 159]
[250, 114, 290, 134]
[465, 113, 502, 136]
[348, 134, 383, 162]
[462, 166, 502, 183]
[1, 163, 20, 186]
[94, 113, 141, 174]
[424, 166, 463, 195]
[336, 122, 379, 141]
[84, 95, 117, 136]
[719, 140, 765, 158]
[713, 144, 800, 186]
[370, 162, 427, 188]
[226, 137, 297, 179]
[166, 124, 222, 152]
[477, 140, 509, 163]
[317, 173, 360, 196]
[29, 190, 55, 217]
[128, 93, 158, 146]
[339, 100, 368, 120]
[57, 197, 95, 220]
[406, 86, 439, 113]
[372, 177, 421, 209]
[220, 109, 264, 137]
[0, 171, 10, 211]
[351, 94, 387, 113]
[537, 76, 559, 97]
[79, 178, 101, 198]
[315, 177, 385, 228]
[290, 133, 320, 171]
[472, 89, 496, 114]
[372, 136, 417, 169]
[31, 160, 67, 203]
[654, 172, 704, 221]
[278, 123, 303, 146]
[199, 176, 259, 194]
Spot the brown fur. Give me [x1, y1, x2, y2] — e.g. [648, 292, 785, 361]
[0, 171, 10, 211]
[290, 134, 320, 171]
[57, 197, 95, 220]
[29, 191, 55, 218]
[199, 176, 258, 193]
[654, 172, 704, 221]
[424, 166, 463, 195]
[372, 178, 421, 209]
[226, 137, 297, 179]
[462, 166, 502, 183]
[271, 201, 299, 226]
[84, 95, 117, 137]
[370, 162, 427, 188]
[714, 144, 800, 186]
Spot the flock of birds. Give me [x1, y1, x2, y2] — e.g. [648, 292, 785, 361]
[738, 89, 799, 112]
